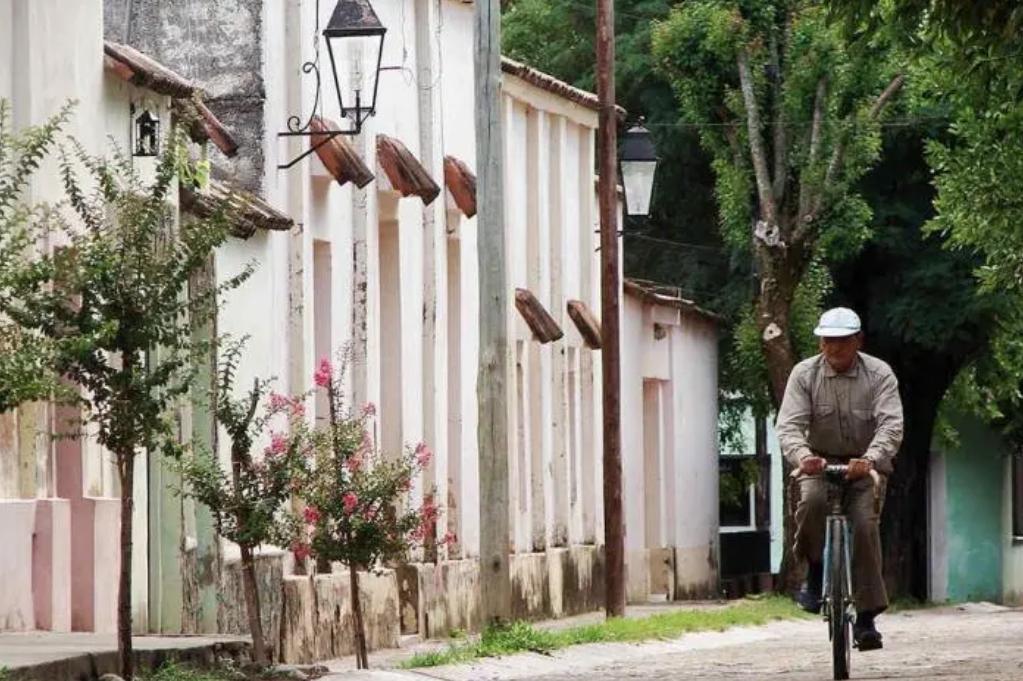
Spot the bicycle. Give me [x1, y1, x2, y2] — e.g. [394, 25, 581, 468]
[791, 464, 881, 681]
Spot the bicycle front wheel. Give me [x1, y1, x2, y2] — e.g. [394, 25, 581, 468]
[829, 517, 851, 680]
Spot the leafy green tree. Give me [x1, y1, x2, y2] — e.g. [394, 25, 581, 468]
[0, 128, 249, 680]
[831, 125, 1007, 599]
[651, 0, 905, 405]
[178, 341, 310, 667]
[0, 101, 73, 411]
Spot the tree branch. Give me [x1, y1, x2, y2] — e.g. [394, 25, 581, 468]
[737, 48, 778, 226]
[824, 73, 905, 189]
[798, 76, 828, 218]
[798, 73, 906, 243]
[770, 26, 787, 204]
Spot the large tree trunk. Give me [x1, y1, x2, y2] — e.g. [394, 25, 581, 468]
[754, 227, 808, 595]
[240, 544, 269, 666]
[881, 353, 955, 602]
[118, 452, 135, 680]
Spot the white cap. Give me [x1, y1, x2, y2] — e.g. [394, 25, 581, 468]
[814, 307, 861, 338]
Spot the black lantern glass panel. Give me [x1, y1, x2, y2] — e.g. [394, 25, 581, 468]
[323, 0, 387, 127]
[619, 122, 658, 217]
[134, 109, 160, 157]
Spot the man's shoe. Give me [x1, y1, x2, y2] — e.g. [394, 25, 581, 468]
[796, 562, 823, 614]
[854, 611, 883, 651]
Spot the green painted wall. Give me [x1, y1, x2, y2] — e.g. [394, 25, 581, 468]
[942, 416, 1006, 602]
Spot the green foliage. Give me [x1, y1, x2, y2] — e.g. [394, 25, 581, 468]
[0, 127, 251, 461]
[401, 596, 807, 668]
[0, 100, 74, 412]
[177, 340, 309, 550]
[719, 456, 760, 507]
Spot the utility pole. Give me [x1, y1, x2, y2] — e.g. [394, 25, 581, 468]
[475, 0, 512, 624]
[596, 0, 625, 618]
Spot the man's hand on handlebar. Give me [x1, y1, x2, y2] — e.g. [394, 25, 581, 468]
[799, 456, 827, 476]
[846, 458, 874, 481]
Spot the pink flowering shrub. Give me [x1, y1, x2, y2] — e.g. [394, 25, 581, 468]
[291, 355, 444, 669]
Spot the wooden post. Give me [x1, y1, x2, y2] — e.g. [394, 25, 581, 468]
[596, 0, 625, 618]
[475, 0, 512, 624]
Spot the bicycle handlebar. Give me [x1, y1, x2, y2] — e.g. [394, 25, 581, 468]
[789, 463, 882, 501]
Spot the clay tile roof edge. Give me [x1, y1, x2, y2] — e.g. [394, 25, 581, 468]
[376, 134, 441, 205]
[623, 278, 721, 325]
[566, 299, 602, 349]
[310, 117, 375, 189]
[515, 288, 564, 344]
[501, 56, 627, 119]
[180, 180, 293, 239]
[104, 40, 238, 157]
[443, 155, 477, 218]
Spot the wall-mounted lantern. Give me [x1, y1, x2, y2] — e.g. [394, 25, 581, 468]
[619, 120, 659, 217]
[134, 109, 160, 157]
[278, 0, 388, 170]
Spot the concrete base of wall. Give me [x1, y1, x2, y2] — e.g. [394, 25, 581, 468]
[510, 545, 606, 620]
[218, 552, 284, 659]
[278, 568, 400, 665]
[674, 544, 719, 599]
[397, 559, 480, 639]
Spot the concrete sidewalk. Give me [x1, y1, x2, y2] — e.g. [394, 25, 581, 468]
[0, 632, 250, 680]
[0, 601, 725, 680]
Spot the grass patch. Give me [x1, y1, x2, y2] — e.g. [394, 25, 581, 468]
[401, 595, 807, 669]
[141, 663, 240, 681]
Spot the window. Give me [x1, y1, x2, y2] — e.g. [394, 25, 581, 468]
[1013, 450, 1023, 539]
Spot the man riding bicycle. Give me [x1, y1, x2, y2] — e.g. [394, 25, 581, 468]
[776, 307, 904, 651]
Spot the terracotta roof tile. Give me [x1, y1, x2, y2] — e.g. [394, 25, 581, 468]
[104, 40, 238, 157]
[515, 288, 563, 344]
[181, 180, 293, 239]
[501, 57, 626, 119]
[443, 155, 477, 218]
[567, 299, 602, 349]
[376, 135, 441, 205]
[309, 117, 374, 188]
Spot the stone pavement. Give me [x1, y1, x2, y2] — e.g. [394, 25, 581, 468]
[329, 603, 1023, 681]
[0, 632, 249, 680]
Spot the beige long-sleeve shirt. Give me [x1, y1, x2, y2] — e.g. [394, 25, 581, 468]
[775, 352, 904, 474]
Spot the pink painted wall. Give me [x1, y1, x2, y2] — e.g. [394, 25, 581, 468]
[33, 499, 71, 631]
[0, 501, 37, 630]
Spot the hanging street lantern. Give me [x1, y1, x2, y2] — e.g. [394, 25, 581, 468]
[278, 0, 387, 169]
[619, 120, 658, 217]
[323, 0, 386, 127]
[134, 109, 160, 157]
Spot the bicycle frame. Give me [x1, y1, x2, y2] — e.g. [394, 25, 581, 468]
[822, 491, 854, 632]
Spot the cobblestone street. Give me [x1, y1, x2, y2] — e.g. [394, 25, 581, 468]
[346, 604, 1023, 681]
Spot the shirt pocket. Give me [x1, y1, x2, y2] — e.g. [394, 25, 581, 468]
[852, 407, 875, 442]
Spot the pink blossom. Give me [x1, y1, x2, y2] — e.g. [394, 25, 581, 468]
[415, 442, 433, 468]
[303, 506, 321, 524]
[291, 541, 311, 562]
[410, 525, 425, 543]
[268, 392, 290, 411]
[358, 430, 373, 454]
[345, 454, 363, 473]
[290, 400, 306, 418]
[266, 431, 288, 457]
[313, 358, 333, 388]
[360, 402, 377, 418]
[421, 497, 439, 523]
[440, 531, 458, 546]
[342, 491, 359, 513]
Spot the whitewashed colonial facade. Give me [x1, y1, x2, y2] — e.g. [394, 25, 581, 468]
[0, 0, 721, 656]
